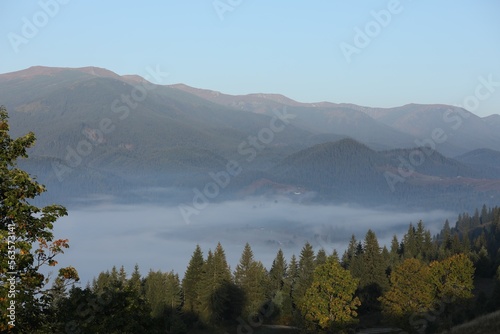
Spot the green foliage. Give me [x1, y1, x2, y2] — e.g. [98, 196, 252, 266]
[198, 243, 243, 325]
[299, 257, 360, 332]
[234, 243, 268, 317]
[379, 258, 434, 331]
[182, 244, 204, 314]
[429, 254, 474, 301]
[0, 106, 78, 332]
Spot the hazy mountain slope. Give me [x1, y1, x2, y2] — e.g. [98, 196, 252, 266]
[269, 139, 500, 210]
[271, 139, 392, 202]
[0, 67, 315, 204]
[2, 66, 500, 210]
[454, 148, 500, 179]
[171, 84, 500, 155]
[360, 104, 500, 156]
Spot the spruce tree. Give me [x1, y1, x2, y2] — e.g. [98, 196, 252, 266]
[358, 230, 388, 312]
[342, 235, 358, 268]
[281, 254, 299, 322]
[198, 243, 239, 324]
[293, 242, 315, 305]
[129, 264, 142, 294]
[315, 248, 327, 266]
[389, 235, 400, 268]
[182, 245, 204, 313]
[269, 248, 287, 295]
[403, 223, 417, 259]
[329, 249, 340, 263]
[234, 243, 268, 317]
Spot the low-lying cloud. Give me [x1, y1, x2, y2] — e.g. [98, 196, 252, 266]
[51, 197, 454, 285]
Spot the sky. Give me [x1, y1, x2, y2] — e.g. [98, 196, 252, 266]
[1, 1, 500, 116]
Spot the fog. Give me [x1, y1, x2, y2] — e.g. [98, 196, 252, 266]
[51, 196, 454, 285]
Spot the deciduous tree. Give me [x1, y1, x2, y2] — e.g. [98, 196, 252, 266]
[0, 106, 78, 332]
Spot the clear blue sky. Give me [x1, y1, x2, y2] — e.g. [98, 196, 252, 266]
[1, 1, 499, 116]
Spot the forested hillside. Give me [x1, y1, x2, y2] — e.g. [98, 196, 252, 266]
[40, 206, 500, 333]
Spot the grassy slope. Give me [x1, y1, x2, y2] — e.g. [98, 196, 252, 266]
[442, 309, 500, 334]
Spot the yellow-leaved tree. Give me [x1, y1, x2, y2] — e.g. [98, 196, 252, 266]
[299, 257, 360, 333]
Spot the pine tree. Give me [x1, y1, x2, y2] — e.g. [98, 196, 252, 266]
[182, 245, 204, 313]
[403, 223, 417, 259]
[415, 220, 426, 258]
[293, 242, 316, 305]
[389, 235, 400, 268]
[145, 270, 169, 318]
[481, 204, 488, 225]
[269, 248, 287, 295]
[198, 243, 240, 324]
[329, 249, 340, 263]
[356, 230, 388, 312]
[129, 264, 142, 293]
[234, 243, 268, 317]
[342, 235, 358, 268]
[281, 254, 299, 323]
[315, 248, 327, 266]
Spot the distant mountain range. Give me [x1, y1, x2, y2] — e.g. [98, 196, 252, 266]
[1, 66, 499, 211]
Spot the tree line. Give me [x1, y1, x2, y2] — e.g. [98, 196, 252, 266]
[44, 207, 500, 333]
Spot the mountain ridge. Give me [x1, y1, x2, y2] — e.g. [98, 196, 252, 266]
[1, 66, 499, 211]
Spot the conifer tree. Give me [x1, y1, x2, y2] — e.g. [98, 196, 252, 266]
[182, 245, 204, 313]
[234, 243, 268, 317]
[389, 235, 400, 268]
[198, 243, 241, 324]
[403, 223, 417, 259]
[129, 264, 142, 293]
[329, 249, 340, 263]
[293, 242, 316, 304]
[315, 248, 327, 266]
[269, 248, 287, 295]
[355, 230, 388, 312]
[281, 254, 299, 322]
[342, 235, 358, 268]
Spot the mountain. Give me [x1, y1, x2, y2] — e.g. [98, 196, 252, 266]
[360, 104, 500, 156]
[455, 148, 500, 179]
[1, 66, 500, 210]
[172, 85, 500, 156]
[269, 139, 500, 209]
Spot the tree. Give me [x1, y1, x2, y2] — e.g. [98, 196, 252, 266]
[403, 223, 417, 259]
[198, 242, 242, 325]
[234, 243, 268, 317]
[293, 242, 315, 306]
[352, 230, 389, 313]
[129, 264, 142, 293]
[315, 248, 327, 266]
[359, 230, 388, 290]
[268, 248, 287, 295]
[0, 106, 79, 332]
[429, 253, 474, 301]
[299, 257, 361, 332]
[342, 234, 358, 269]
[428, 254, 474, 329]
[182, 244, 204, 313]
[389, 235, 400, 270]
[379, 258, 434, 332]
[281, 254, 299, 323]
